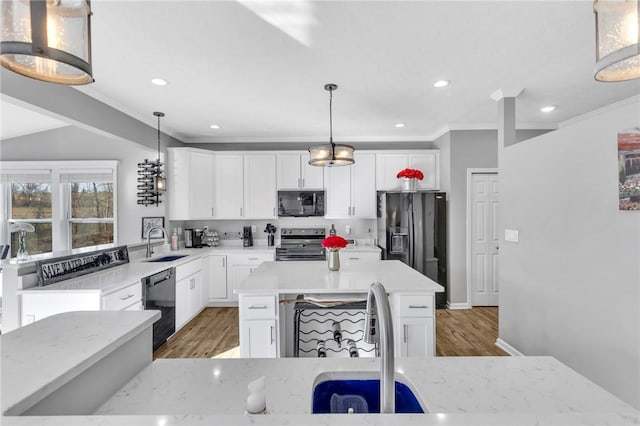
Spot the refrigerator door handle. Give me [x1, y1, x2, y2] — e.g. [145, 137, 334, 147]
[408, 199, 415, 268]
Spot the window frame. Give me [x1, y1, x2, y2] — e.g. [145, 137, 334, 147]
[0, 161, 118, 259]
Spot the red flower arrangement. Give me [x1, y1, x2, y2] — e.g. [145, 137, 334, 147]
[397, 168, 424, 180]
[321, 235, 348, 250]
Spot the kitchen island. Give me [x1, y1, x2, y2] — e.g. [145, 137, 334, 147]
[236, 260, 443, 358]
[1, 311, 638, 426]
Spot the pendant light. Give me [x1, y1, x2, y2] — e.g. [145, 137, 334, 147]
[308, 83, 355, 167]
[593, 0, 640, 82]
[137, 112, 165, 206]
[0, 0, 93, 85]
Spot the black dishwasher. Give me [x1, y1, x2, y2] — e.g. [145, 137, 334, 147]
[142, 267, 176, 351]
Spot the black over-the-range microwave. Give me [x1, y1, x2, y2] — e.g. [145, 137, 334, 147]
[277, 190, 325, 217]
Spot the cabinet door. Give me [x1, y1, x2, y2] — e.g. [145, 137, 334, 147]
[167, 149, 191, 220]
[376, 153, 408, 190]
[208, 255, 227, 300]
[175, 277, 190, 329]
[244, 154, 277, 218]
[397, 317, 434, 357]
[190, 151, 216, 219]
[228, 265, 253, 302]
[301, 153, 324, 188]
[188, 273, 202, 317]
[409, 152, 439, 190]
[276, 154, 302, 189]
[240, 319, 277, 358]
[351, 153, 377, 218]
[324, 164, 351, 219]
[214, 154, 244, 218]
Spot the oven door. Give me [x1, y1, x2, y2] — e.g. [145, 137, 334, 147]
[276, 247, 326, 261]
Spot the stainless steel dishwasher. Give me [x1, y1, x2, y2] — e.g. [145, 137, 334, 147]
[142, 267, 176, 351]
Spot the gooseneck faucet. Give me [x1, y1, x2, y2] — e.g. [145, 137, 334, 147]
[146, 226, 167, 258]
[364, 282, 395, 413]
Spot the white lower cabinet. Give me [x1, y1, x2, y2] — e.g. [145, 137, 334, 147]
[20, 280, 142, 326]
[227, 253, 274, 301]
[207, 254, 228, 301]
[238, 294, 279, 358]
[342, 250, 381, 263]
[391, 293, 435, 357]
[175, 258, 205, 330]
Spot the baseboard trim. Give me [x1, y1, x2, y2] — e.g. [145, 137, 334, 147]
[495, 338, 524, 356]
[447, 302, 471, 310]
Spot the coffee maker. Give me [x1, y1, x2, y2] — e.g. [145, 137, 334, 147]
[242, 226, 253, 247]
[184, 229, 204, 248]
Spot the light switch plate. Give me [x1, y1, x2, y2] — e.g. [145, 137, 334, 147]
[505, 229, 519, 243]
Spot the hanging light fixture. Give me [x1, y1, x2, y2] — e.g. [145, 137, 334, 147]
[0, 0, 93, 85]
[593, 0, 640, 82]
[308, 83, 355, 167]
[137, 112, 165, 206]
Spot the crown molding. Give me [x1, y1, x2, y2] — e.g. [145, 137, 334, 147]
[559, 95, 640, 128]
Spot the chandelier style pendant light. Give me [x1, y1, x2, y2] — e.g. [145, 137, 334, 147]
[137, 112, 165, 206]
[593, 0, 640, 82]
[0, 0, 93, 85]
[308, 83, 355, 167]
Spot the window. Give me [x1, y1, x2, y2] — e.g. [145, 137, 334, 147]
[1, 162, 118, 259]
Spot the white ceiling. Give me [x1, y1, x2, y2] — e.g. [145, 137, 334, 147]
[0, 101, 69, 140]
[14, 1, 640, 143]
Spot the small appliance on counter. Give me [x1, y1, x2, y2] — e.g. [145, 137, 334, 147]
[243, 226, 254, 247]
[184, 228, 205, 248]
[264, 223, 277, 247]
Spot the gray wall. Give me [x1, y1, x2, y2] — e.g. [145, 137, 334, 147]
[500, 98, 640, 408]
[0, 126, 167, 247]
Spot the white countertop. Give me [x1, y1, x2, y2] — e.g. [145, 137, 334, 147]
[0, 310, 160, 416]
[236, 260, 444, 294]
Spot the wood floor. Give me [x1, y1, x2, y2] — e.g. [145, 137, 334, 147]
[154, 306, 507, 359]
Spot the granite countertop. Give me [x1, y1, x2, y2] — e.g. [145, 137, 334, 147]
[236, 260, 444, 294]
[0, 310, 160, 416]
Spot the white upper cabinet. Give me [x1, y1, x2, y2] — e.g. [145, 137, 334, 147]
[244, 154, 277, 219]
[214, 154, 244, 219]
[376, 151, 439, 191]
[277, 152, 324, 189]
[324, 152, 376, 219]
[167, 148, 215, 220]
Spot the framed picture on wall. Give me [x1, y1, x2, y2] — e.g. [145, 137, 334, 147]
[618, 130, 640, 211]
[142, 217, 165, 239]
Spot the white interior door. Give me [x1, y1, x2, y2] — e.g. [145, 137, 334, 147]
[470, 173, 499, 306]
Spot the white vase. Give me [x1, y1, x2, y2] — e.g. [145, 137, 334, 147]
[401, 177, 417, 192]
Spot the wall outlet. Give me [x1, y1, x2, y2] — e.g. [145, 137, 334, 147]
[505, 229, 519, 243]
[345, 225, 352, 235]
[251, 225, 257, 234]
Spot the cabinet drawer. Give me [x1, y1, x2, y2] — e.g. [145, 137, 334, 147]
[396, 294, 433, 317]
[343, 251, 381, 261]
[176, 257, 203, 281]
[229, 253, 274, 266]
[103, 283, 142, 311]
[241, 295, 277, 319]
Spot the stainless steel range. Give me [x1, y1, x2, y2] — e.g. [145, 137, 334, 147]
[276, 227, 326, 261]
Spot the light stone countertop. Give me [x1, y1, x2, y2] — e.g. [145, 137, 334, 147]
[237, 260, 444, 294]
[0, 310, 160, 416]
[91, 356, 638, 424]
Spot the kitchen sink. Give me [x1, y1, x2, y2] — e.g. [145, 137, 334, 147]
[311, 372, 426, 414]
[145, 255, 188, 262]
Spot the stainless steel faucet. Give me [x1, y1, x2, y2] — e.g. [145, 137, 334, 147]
[146, 226, 167, 258]
[363, 282, 395, 414]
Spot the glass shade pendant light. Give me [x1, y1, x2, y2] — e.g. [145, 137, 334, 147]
[593, 0, 640, 82]
[308, 83, 355, 167]
[0, 0, 93, 85]
[154, 112, 166, 192]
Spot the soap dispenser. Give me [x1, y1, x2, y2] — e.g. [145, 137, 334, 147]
[245, 376, 266, 414]
[171, 228, 179, 251]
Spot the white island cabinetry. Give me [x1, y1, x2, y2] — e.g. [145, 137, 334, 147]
[238, 294, 279, 358]
[391, 293, 435, 357]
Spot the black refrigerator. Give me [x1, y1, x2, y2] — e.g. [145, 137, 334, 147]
[377, 191, 448, 308]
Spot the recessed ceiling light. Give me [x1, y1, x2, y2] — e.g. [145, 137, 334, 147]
[151, 78, 168, 86]
[210, 124, 220, 129]
[433, 80, 450, 88]
[540, 105, 556, 113]
[395, 123, 405, 128]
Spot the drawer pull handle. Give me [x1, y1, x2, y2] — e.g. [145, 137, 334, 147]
[248, 257, 258, 260]
[248, 305, 268, 309]
[120, 294, 135, 301]
[348, 257, 360, 260]
[408, 305, 429, 309]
